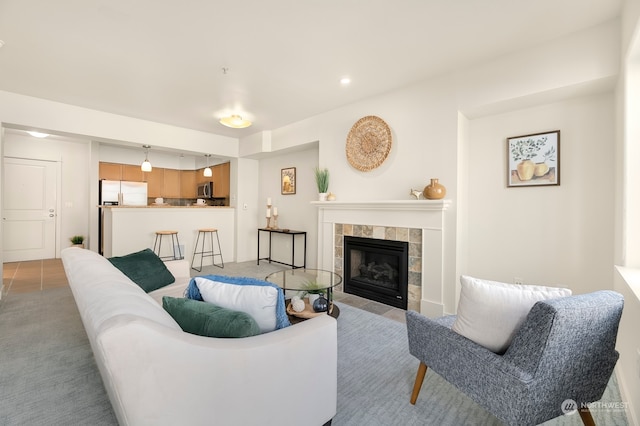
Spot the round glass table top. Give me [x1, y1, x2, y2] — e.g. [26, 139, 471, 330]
[265, 268, 342, 291]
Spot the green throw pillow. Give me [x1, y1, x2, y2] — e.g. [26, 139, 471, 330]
[108, 248, 175, 293]
[162, 297, 261, 338]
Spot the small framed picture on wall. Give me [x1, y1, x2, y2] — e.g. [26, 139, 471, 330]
[507, 130, 560, 187]
[281, 167, 296, 195]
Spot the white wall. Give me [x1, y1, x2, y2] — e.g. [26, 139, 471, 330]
[465, 94, 615, 293]
[258, 146, 319, 268]
[257, 22, 618, 313]
[234, 157, 260, 262]
[0, 91, 239, 157]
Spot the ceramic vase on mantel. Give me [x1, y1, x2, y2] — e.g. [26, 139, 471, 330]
[423, 178, 446, 200]
[318, 193, 328, 201]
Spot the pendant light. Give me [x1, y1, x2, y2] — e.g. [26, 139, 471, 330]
[141, 145, 152, 172]
[203, 154, 212, 177]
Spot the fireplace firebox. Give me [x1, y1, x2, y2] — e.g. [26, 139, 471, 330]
[343, 236, 408, 309]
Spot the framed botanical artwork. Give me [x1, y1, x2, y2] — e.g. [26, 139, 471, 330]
[507, 130, 560, 187]
[281, 167, 296, 195]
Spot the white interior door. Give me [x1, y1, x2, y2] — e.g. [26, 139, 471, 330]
[3, 158, 58, 262]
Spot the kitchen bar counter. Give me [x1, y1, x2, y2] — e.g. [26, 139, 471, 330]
[101, 206, 235, 263]
[100, 205, 231, 208]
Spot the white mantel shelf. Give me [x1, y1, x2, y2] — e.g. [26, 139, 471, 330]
[311, 199, 451, 211]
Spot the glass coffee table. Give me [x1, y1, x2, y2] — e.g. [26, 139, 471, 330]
[265, 268, 342, 320]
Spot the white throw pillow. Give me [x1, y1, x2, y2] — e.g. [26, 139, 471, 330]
[451, 275, 572, 353]
[195, 277, 278, 333]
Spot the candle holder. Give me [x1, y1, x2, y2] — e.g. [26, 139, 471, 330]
[272, 214, 279, 230]
[266, 204, 272, 229]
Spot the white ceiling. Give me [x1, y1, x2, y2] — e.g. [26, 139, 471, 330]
[0, 0, 622, 139]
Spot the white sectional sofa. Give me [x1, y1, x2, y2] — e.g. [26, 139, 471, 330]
[61, 247, 337, 426]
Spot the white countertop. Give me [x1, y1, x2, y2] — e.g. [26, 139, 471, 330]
[99, 205, 233, 208]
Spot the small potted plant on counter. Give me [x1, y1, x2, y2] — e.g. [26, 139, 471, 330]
[70, 235, 85, 248]
[314, 167, 330, 201]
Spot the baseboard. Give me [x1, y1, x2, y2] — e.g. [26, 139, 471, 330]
[0, 284, 4, 301]
[615, 366, 639, 426]
[420, 299, 444, 318]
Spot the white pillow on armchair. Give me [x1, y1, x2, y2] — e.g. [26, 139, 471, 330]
[451, 275, 572, 353]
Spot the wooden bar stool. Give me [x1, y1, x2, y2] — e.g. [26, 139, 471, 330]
[191, 228, 224, 272]
[153, 230, 182, 260]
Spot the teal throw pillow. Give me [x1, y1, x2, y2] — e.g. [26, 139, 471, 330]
[108, 248, 175, 293]
[162, 296, 261, 338]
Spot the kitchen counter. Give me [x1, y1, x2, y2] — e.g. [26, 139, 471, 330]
[99, 205, 232, 208]
[101, 206, 235, 263]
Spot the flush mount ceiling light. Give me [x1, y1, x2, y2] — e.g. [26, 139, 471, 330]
[27, 131, 49, 138]
[340, 77, 351, 85]
[219, 115, 252, 129]
[141, 145, 152, 172]
[203, 154, 212, 177]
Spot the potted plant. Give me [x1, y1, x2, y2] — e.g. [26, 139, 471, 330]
[70, 235, 85, 248]
[300, 280, 327, 309]
[314, 167, 330, 201]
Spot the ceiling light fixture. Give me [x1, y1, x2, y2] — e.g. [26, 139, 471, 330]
[340, 77, 351, 85]
[203, 154, 212, 177]
[219, 115, 252, 129]
[141, 145, 152, 172]
[27, 131, 49, 138]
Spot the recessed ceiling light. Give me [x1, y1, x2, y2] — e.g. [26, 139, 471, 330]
[219, 115, 252, 129]
[27, 131, 49, 138]
[340, 77, 351, 85]
[0, 40, 5, 49]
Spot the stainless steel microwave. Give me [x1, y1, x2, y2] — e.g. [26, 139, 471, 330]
[197, 182, 214, 198]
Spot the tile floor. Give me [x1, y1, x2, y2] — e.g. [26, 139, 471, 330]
[2, 258, 407, 324]
[3, 258, 69, 294]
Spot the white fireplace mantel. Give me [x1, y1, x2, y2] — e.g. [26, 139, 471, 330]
[312, 199, 451, 317]
[310, 199, 451, 211]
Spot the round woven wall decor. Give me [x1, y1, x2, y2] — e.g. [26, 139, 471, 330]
[346, 115, 392, 171]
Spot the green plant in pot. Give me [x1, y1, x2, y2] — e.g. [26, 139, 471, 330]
[300, 280, 328, 312]
[314, 167, 329, 201]
[70, 235, 85, 248]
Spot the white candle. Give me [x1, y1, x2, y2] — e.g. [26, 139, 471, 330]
[273, 207, 278, 216]
[266, 208, 271, 218]
[267, 197, 272, 205]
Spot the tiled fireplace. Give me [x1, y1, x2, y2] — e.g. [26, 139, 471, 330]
[313, 200, 450, 315]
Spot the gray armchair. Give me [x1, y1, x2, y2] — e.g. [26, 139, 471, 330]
[406, 290, 623, 426]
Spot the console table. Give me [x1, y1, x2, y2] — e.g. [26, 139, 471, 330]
[257, 228, 307, 269]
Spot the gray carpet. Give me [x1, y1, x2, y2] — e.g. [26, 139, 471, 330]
[0, 286, 628, 426]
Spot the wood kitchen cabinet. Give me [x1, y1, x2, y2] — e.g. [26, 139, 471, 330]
[213, 162, 230, 198]
[122, 164, 144, 182]
[180, 170, 197, 198]
[163, 168, 181, 198]
[99, 162, 122, 180]
[144, 168, 164, 198]
[99, 161, 227, 201]
[100, 162, 143, 182]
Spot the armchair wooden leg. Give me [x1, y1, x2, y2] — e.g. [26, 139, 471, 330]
[410, 362, 428, 405]
[579, 407, 595, 426]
